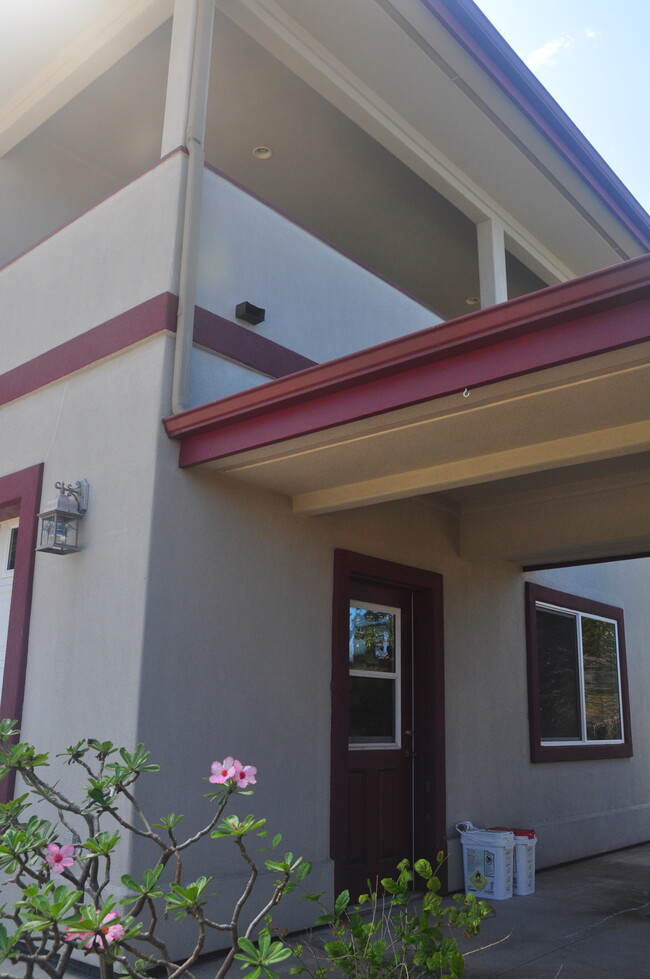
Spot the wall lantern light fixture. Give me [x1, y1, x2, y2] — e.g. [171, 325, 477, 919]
[36, 479, 89, 555]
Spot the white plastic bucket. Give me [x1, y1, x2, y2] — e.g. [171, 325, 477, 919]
[456, 824, 514, 900]
[512, 829, 537, 895]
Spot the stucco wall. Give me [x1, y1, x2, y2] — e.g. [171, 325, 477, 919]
[0, 153, 183, 372]
[0, 337, 171, 880]
[196, 169, 442, 366]
[135, 433, 650, 944]
[6, 342, 648, 945]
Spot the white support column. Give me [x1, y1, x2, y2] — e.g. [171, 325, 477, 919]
[477, 217, 508, 308]
[171, 0, 216, 415]
[160, 0, 199, 157]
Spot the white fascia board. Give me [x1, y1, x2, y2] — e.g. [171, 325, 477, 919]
[216, 0, 574, 285]
[0, 0, 173, 158]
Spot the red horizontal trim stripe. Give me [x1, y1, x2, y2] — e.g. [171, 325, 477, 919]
[194, 306, 317, 376]
[1, 294, 315, 407]
[165, 255, 650, 467]
[1, 293, 177, 407]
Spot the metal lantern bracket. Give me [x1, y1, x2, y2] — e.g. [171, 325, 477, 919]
[55, 479, 89, 514]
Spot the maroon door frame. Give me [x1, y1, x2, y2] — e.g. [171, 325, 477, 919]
[0, 464, 43, 803]
[331, 549, 447, 893]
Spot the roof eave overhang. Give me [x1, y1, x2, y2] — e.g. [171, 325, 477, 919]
[165, 254, 650, 462]
[164, 256, 650, 565]
[422, 0, 650, 250]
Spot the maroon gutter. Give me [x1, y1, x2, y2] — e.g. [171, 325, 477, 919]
[420, 0, 650, 250]
[164, 253, 650, 466]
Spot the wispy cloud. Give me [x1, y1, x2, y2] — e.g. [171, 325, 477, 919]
[526, 33, 574, 70]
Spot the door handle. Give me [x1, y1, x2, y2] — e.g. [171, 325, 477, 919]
[404, 749, 418, 758]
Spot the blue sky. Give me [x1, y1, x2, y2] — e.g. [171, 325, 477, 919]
[475, 0, 650, 214]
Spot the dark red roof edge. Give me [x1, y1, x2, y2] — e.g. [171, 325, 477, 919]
[164, 253, 650, 441]
[420, 0, 650, 250]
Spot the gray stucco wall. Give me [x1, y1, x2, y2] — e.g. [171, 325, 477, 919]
[133, 403, 650, 943]
[6, 335, 648, 949]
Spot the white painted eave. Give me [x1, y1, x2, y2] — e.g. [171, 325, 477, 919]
[0, 0, 173, 158]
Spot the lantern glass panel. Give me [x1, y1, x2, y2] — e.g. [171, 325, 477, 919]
[38, 509, 81, 553]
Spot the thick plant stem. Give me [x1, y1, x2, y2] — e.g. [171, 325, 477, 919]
[99, 958, 114, 979]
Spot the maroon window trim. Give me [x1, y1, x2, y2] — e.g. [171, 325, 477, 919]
[331, 550, 447, 888]
[525, 582, 633, 763]
[0, 465, 43, 803]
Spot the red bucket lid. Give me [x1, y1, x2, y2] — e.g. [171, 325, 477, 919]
[513, 828, 536, 839]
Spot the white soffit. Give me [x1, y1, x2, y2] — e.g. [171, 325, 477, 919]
[0, 0, 173, 157]
[202, 342, 650, 515]
[216, 0, 644, 275]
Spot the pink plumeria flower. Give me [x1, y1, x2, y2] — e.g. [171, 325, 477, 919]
[65, 912, 124, 950]
[45, 843, 75, 874]
[209, 756, 237, 784]
[233, 760, 257, 789]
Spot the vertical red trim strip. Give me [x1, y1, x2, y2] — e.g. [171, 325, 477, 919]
[0, 464, 44, 803]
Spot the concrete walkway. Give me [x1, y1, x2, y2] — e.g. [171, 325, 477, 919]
[58, 844, 650, 979]
[458, 843, 650, 977]
[184, 844, 650, 979]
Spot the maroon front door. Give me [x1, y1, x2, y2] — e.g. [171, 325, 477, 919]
[331, 551, 446, 899]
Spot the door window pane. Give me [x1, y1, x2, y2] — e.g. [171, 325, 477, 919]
[349, 602, 400, 747]
[349, 606, 395, 672]
[349, 677, 395, 744]
[7, 528, 18, 572]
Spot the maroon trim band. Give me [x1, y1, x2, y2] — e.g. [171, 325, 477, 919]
[194, 306, 317, 377]
[0, 294, 178, 408]
[1, 294, 317, 408]
[0, 464, 43, 803]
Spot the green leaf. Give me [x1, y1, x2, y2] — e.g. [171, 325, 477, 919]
[380, 878, 399, 894]
[237, 937, 258, 958]
[295, 861, 312, 881]
[334, 891, 350, 916]
[414, 858, 432, 880]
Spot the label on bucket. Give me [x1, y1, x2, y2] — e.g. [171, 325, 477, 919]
[469, 869, 488, 891]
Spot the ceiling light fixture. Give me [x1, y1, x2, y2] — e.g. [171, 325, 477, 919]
[252, 146, 272, 160]
[465, 296, 480, 306]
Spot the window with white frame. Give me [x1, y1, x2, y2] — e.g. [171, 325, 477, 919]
[525, 583, 632, 763]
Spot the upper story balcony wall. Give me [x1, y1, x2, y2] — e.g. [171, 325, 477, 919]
[0, 152, 183, 374]
[196, 167, 442, 367]
[2, 0, 648, 384]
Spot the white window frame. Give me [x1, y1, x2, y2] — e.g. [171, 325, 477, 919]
[348, 600, 401, 751]
[536, 601, 624, 747]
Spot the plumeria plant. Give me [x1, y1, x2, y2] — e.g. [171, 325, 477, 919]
[0, 720, 309, 979]
[292, 854, 492, 979]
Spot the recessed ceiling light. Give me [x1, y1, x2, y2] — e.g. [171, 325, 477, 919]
[465, 296, 480, 306]
[253, 146, 273, 160]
